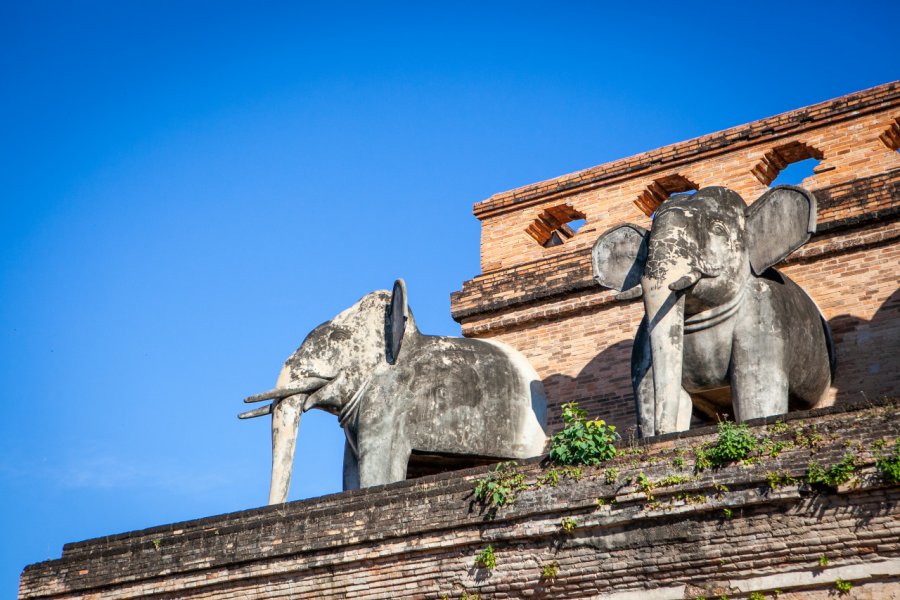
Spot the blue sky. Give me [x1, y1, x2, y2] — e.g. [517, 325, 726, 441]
[1, 1, 897, 595]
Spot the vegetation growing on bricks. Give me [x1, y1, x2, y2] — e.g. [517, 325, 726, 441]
[548, 402, 619, 466]
[473, 545, 496, 570]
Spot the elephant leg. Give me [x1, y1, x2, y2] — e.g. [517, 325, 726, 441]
[674, 387, 692, 431]
[731, 322, 788, 421]
[633, 318, 692, 436]
[357, 436, 410, 488]
[342, 439, 360, 491]
[634, 364, 655, 437]
[631, 318, 656, 437]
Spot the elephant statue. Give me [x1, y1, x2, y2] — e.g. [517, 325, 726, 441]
[591, 185, 834, 437]
[240, 279, 548, 504]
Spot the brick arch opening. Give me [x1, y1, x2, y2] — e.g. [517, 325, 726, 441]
[526, 204, 587, 248]
[633, 173, 699, 217]
[751, 141, 825, 187]
[879, 117, 900, 153]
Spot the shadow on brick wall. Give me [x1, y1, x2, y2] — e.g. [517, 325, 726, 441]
[541, 286, 900, 439]
[829, 287, 900, 404]
[542, 339, 638, 439]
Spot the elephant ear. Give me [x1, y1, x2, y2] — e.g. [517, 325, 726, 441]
[591, 224, 649, 294]
[386, 279, 408, 365]
[746, 185, 817, 275]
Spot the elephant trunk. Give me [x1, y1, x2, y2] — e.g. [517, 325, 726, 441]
[643, 275, 687, 436]
[266, 368, 331, 505]
[269, 392, 305, 504]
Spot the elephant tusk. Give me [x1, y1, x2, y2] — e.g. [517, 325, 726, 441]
[243, 376, 332, 403]
[668, 270, 702, 291]
[238, 404, 273, 419]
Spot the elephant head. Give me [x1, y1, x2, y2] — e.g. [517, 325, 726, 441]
[239, 282, 414, 504]
[592, 185, 819, 435]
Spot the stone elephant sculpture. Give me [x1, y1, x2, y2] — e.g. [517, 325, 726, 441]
[591, 185, 834, 437]
[240, 280, 548, 504]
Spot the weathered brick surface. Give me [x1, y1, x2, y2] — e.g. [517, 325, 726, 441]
[471, 81, 900, 273]
[452, 83, 900, 435]
[19, 401, 900, 599]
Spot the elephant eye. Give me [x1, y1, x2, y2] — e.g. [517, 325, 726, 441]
[710, 222, 727, 236]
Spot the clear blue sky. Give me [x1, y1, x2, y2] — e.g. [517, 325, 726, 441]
[1, 1, 897, 594]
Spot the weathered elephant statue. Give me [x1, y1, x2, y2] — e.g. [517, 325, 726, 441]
[240, 280, 548, 504]
[591, 185, 834, 437]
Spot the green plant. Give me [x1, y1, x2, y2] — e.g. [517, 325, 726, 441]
[548, 402, 619, 466]
[473, 545, 497, 570]
[673, 455, 686, 468]
[721, 507, 733, 519]
[765, 470, 798, 490]
[604, 467, 619, 484]
[762, 438, 790, 458]
[657, 474, 695, 487]
[460, 592, 481, 600]
[540, 560, 559, 580]
[834, 578, 853, 594]
[770, 420, 789, 434]
[538, 469, 560, 487]
[473, 462, 527, 513]
[560, 517, 577, 534]
[636, 472, 653, 493]
[151, 539, 161, 551]
[708, 421, 758, 466]
[807, 453, 857, 488]
[818, 554, 829, 567]
[596, 497, 606, 507]
[749, 592, 765, 600]
[793, 424, 823, 449]
[875, 439, 900, 483]
[537, 465, 584, 487]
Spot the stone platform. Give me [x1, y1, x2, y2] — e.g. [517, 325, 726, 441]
[19, 400, 900, 599]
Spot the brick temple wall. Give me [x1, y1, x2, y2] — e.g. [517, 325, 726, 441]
[451, 81, 900, 434]
[19, 401, 900, 599]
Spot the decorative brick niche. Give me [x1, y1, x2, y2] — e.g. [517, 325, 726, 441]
[880, 117, 900, 151]
[634, 173, 699, 216]
[751, 141, 825, 186]
[525, 204, 587, 247]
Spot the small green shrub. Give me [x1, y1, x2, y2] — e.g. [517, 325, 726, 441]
[875, 439, 900, 483]
[793, 424, 823, 449]
[636, 472, 653, 494]
[807, 453, 857, 488]
[473, 545, 497, 570]
[604, 467, 619, 484]
[657, 474, 695, 487]
[818, 554, 829, 567]
[538, 469, 560, 487]
[749, 592, 766, 600]
[560, 517, 577, 534]
[711, 421, 758, 463]
[548, 402, 619, 466]
[835, 578, 853, 594]
[765, 470, 798, 490]
[721, 507, 733, 519]
[762, 438, 791, 458]
[540, 560, 559, 580]
[473, 462, 526, 512]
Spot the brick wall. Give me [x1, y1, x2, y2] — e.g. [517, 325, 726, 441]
[19, 401, 900, 599]
[452, 82, 900, 434]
